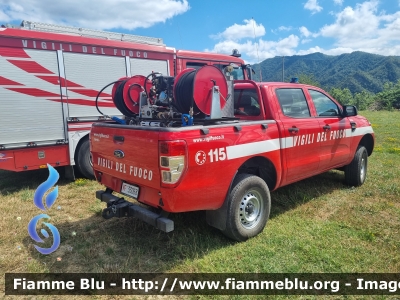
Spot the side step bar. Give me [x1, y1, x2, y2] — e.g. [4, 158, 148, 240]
[96, 190, 174, 233]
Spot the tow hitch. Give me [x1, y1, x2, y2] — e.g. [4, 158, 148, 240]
[96, 190, 174, 233]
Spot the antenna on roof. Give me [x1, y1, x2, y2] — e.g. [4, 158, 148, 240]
[252, 17, 262, 82]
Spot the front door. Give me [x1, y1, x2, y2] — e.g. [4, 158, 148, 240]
[275, 88, 321, 185]
[307, 89, 352, 171]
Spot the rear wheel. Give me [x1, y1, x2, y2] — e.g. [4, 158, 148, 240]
[344, 145, 368, 187]
[76, 138, 95, 179]
[222, 174, 271, 241]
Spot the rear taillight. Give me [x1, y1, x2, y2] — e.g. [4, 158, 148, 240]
[159, 140, 187, 187]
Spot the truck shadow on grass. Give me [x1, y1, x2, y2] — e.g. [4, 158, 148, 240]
[269, 170, 347, 218]
[19, 169, 350, 273]
[0, 167, 76, 194]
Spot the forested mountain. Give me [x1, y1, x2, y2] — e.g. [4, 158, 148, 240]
[251, 51, 400, 94]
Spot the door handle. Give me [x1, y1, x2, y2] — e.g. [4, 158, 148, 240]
[323, 125, 331, 131]
[288, 127, 299, 134]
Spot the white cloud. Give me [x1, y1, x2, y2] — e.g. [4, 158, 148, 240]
[0, 0, 189, 30]
[294, 1, 400, 57]
[319, 0, 400, 53]
[297, 46, 324, 55]
[334, 0, 344, 5]
[304, 0, 323, 14]
[0, 10, 10, 22]
[208, 1, 400, 62]
[278, 26, 293, 31]
[205, 40, 255, 58]
[211, 19, 265, 41]
[320, 1, 379, 43]
[271, 26, 293, 35]
[300, 26, 311, 37]
[299, 26, 311, 37]
[208, 19, 294, 63]
[297, 46, 353, 56]
[207, 34, 299, 64]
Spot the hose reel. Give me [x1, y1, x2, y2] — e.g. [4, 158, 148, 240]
[109, 65, 229, 126]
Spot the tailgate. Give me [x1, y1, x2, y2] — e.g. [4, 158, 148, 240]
[90, 123, 160, 190]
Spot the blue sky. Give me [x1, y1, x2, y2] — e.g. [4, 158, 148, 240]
[1, 0, 400, 63]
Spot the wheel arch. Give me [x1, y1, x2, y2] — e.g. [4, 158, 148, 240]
[236, 156, 277, 191]
[68, 130, 90, 165]
[206, 155, 277, 231]
[73, 132, 90, 162]
[72, 132, 94, 179]
[359, 134, 374, 156]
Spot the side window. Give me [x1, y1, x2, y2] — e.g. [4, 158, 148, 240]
[309, 90, 340, 117]
[186, 62, 207, 70]
[214, 64, 244, 80]
[234, 89, 260, 116]
[276, 88, 311, 118]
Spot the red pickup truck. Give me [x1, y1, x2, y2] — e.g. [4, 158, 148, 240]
[91, 67, 374, 241]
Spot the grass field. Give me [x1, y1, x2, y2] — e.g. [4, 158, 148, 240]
[0, 110, 399, 299]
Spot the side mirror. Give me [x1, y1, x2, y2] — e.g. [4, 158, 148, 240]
[343, 105, 358, 117]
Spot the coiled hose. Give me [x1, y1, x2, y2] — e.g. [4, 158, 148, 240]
[173, 69, 196, 114]
[95, 80, 122, 117]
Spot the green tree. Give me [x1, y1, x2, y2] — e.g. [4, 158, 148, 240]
[293, 74, 320, 87]
[353, 90, 375, 110]
[374, 80, 400, 110]
[329, 88, 354, 106]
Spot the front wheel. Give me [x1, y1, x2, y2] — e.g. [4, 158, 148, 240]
[222, 174, 271, 242]
[344, 145, 368, 187]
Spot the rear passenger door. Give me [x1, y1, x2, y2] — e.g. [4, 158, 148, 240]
[275, 88, 321, 184]
[234, 88, 264, 120]
[307, 89, 352, 171]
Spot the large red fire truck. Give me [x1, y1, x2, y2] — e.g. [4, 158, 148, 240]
[0, 20, 250, 179]
[91, 65, 374, 241]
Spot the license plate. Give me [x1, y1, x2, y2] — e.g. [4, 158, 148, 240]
[121, 182, 139, 199]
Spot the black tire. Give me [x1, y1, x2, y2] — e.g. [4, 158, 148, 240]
[222, 174, 271, 241]
[76, 138, 95, 179]
[344, 145, 368, 187]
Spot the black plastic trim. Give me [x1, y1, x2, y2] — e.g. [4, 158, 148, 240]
[201, 128, 209, 135]
[92, 119, 277, 132]
[113, 135, 125, 142]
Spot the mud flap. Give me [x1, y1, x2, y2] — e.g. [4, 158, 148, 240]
[206, 171, 237, 231]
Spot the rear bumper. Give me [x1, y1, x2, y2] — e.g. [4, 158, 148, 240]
[96, 190, 174, 233]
